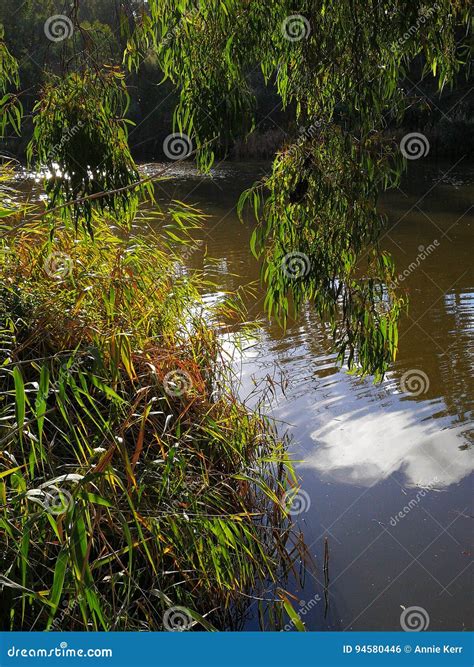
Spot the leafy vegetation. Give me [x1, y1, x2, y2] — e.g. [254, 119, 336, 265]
[0, 207, 304, 630]
[0, 0, 471, 632]
[27, 67, 143, 233]
[238, 126, 405, 379]
[129, 0, 470, 378]
[0, 20, 304, 630]
[0, 24, 21, 142]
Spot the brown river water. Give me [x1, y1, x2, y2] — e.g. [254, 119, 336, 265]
[144, 159, 473, 631]
[14, 159, 473, 631]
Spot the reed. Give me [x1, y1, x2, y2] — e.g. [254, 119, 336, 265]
[0, 204, 304, 631]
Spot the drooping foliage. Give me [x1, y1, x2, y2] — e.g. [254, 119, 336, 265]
[0, 25, 21, 140]
[0, 27, 22, 223]
[239, 125, 405, 376]
[126, 0, 471, 378]
[127, 0, 470, 166]
[27, 67, 144, 232]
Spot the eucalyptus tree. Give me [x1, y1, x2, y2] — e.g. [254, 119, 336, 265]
[126, 0, 471, 379]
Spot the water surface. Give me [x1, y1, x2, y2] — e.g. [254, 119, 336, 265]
[12, 159, 473, 630]
[146, 160, 473, 631]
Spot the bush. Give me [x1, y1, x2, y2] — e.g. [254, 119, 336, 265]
[0, 210, 303, 631]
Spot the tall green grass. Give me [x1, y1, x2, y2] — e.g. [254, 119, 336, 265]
[0, 206, 304, 631]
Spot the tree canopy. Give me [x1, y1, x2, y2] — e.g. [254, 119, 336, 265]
[125, 0, 471, 379]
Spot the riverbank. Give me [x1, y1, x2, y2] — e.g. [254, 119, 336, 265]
[0, 203, 304, 631]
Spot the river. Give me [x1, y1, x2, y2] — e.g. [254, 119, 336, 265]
[13, 158, 473, 631]
[144, 159, 473, 631]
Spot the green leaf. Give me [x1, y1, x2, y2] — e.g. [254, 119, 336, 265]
[47, 548, 69, 628]
[13, 366, 25, 444]
[282, 598, 306, 631]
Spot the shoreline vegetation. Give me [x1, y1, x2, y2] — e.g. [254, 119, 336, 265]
[0, 23, 307, 630]
[0, 199, 306, 631]
[230, 121, 474, 162]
